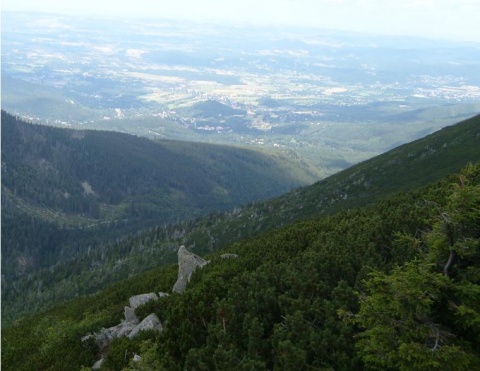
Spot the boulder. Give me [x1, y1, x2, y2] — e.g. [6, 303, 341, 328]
[124, 306, 139, 324]
[158, 292, 170, 298]
[129, 293, 158, 309]
[91, 322, 135, 349]
[221, 253, 238, 259]
[116, 321, 137, 338]
[82, 306, 139, 349]
[82, 297, 163, 369]
[91, 327, 117, 349]
[92, 358, 104, 370]
[133, 354, 142, 362]
[128, 313, 163, 339]
[172, 245, 209, 294]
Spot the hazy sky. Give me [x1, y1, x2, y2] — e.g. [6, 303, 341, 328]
[3, 0, 480, 42]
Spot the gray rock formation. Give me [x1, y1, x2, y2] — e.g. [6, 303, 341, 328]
[124, 306, 139, 323]
[92, 358, 104, 370]
[133, 354, 142, 362]
[221, 253, 239, 259]
[158, 292, 170, 298]
[82, 303, 157, 349]
[116, 321, 138, 338]
[84, 295, 167, 368]
[128, 313, 163, 339]
[172, 245, 209, 294]
[90, 324, 124, 349]
[129, 293, 158, 309]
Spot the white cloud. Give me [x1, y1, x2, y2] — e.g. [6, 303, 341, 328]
[2, 0, 480, 42]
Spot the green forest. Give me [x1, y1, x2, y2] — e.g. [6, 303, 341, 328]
[1, 110, 317, 222]
[2, 163, 479, 370]
[2, 114, 479, 326]
[2, 113, 480, 370]
[1, 110, 318, 280]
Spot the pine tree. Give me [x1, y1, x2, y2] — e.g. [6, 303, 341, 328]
[352, 164, 480, 370]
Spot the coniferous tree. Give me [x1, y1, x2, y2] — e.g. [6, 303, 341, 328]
[352, 164, 480, 370]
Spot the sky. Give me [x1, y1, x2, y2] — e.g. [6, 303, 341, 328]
[2, 0, 480, 42]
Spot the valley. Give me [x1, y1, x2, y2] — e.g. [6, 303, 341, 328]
[1, 110, 319, 282]
[3, 12, 480, 176]
[2, 9, 480, 370]
[3, 149, 480, 370]
[3, 113, 479, 327]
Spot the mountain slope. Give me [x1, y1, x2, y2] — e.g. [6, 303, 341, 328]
[2, 114, 479, 325]
[265, 113, 480, 222]
[2, 110, 318, 221]
[3, 163, 479, 370]
[1, 110, 320, 277]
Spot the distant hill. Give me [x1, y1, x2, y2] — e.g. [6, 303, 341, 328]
[189, 100, 247, 118]
[1, 110, 319, 278]
[3, 114, 479, 325]
[1, 76, 96, 122]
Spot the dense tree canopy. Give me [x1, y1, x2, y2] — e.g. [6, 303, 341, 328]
[3, 164, 479, 370]
[3, 111, 480, 369]
[353, 163, 480, 370]
[1, 109, 317, 280]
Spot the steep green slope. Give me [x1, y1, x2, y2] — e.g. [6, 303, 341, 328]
[3, 164, 479, 370]
[1, 110, 319, 276]
[2, 114, 479, 325]
[2, 110, 318, 223]
[266, 113, 480, 222]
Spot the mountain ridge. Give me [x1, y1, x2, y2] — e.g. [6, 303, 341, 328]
[1, 110, 320, 279]
[2, 114, 479, 326]
[3, 162, 479, 370]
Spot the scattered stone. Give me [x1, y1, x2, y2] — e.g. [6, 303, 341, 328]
[158, 292, 170, 298]
[82, 305, 140, 349]
[81, 333, 93, 343]
[91, 324, 128, 349]
[128, 313, 163, 339]
[92, 358, 104, 370]
[221, 253, 238, 259]
[133, 354, 142, 362]
[129, 293, 158, 309]
[172, 245, 209, 294]
[83, 311, 162, 349]
[83, 296, 163, 369]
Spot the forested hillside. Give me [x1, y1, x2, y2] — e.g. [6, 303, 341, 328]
[3, 163, 479, 370]
[2, 110, 317, 221]
[1, 110, 319, 279]
[2, 114, 479, 325]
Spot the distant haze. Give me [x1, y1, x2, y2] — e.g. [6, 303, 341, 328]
[2, 0, 480, 42]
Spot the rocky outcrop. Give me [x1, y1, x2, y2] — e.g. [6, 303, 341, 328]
[172, 245, 209, 294]
[82, 294, 165, 351]
[92, 358, 104, 370]
[83, 294, 167, 369]
[128, 313, 163, 339]
[129, 293, 159, 309]
[82, 305, 140, 349]
[83, 246, 213, 369]
[89, 322, 134, 349]
[124, 306, 138, 323]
